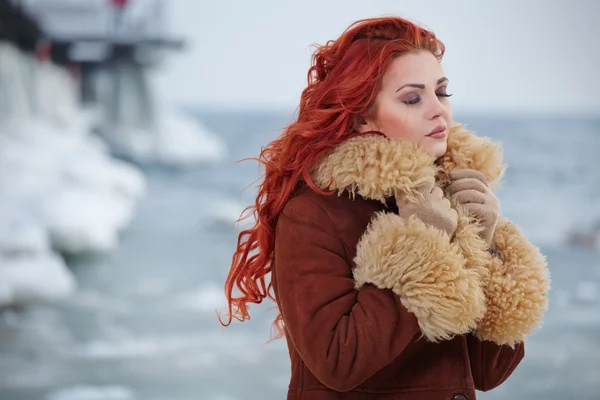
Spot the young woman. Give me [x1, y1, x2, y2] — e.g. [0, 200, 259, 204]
[221, 16, 550, 400]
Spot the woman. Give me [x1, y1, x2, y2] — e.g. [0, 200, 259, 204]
[220, 16, 550, 400]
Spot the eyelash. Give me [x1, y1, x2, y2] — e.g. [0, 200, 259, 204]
[404, 93, 453, 105]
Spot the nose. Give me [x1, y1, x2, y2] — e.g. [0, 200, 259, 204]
[426, 94, 447, 121]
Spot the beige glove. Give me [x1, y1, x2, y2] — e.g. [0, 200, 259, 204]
[446, 169, 500, 246]
[396, 178, 458, 237]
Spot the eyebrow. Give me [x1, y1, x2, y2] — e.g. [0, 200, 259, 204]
[396, 77, 449, 93]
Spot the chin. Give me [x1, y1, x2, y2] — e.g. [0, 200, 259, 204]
[428, 142, 447, 158]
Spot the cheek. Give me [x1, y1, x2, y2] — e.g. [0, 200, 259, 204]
[377, 106, 417, 141]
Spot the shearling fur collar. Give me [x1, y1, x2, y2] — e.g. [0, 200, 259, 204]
[310, 123, 506, 203]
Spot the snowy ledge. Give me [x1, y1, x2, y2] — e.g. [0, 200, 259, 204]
[0, 42, 226, 308]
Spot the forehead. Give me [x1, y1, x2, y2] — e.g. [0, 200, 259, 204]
[382, 50, 445, 88]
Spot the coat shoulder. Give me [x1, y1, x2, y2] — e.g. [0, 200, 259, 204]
[284, 186, 386, 233]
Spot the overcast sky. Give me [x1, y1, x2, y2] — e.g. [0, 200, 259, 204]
[154, 0, 599, 116]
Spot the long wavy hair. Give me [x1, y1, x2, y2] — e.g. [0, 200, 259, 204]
[218, 16, 445, 340]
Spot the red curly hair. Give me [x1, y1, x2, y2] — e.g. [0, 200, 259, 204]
[218, 16, 445, 340]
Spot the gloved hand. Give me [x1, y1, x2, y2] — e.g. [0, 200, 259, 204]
[446, 169, 500, 247]
[396, 178, 458, 237]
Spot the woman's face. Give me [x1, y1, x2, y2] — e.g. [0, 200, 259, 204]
[358, 50, 453, 158]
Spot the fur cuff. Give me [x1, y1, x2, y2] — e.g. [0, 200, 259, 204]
[452, 206, 492, 285]
[353, 212, 486, 342]
[474, 218, 550, 347]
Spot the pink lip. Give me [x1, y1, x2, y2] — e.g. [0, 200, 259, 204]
[426, 125, 447, 139]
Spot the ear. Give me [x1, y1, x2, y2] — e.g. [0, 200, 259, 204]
[355, 115, 379, 134]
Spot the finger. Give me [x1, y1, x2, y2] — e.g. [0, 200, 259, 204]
[446, 178, 487, 196]
[449, 169, 487, 185]
[449, 207, 458, 220]
[462, 203, 491, 220]
[413, 177, 436, 195]
[454, 189, 486, 205]
[441, 197, 451, 209]
[431, 186, 444, 200]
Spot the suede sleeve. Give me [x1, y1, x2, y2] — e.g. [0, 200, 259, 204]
[467, 333, 525, 392]
[273, 194, 421, 392]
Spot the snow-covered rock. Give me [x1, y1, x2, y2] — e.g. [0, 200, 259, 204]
[0, 252, 75, 306]
[0, 43, 148, 307]
[0, 21, 226, 308]
[0, 210, 74, 305]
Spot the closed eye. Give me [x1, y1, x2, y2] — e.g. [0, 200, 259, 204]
[403, 92, 453, 105]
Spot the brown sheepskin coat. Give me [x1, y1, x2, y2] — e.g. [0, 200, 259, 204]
[271, 123, 550, 400]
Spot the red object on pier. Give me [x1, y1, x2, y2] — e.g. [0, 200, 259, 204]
[110, 0, 129, 8]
